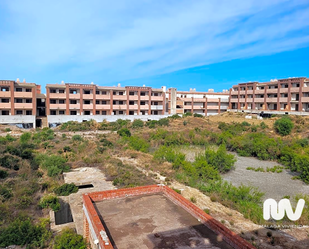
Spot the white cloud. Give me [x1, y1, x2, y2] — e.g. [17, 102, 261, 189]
[0, 0, 308, 83]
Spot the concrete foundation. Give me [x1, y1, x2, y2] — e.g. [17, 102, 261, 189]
[0, 115, 36, 128]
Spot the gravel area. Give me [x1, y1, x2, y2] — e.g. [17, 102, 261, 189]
[223, 153, 309, 201]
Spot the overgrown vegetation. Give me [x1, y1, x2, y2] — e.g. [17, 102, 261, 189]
[274, 116, 294, 136]
[53, 228, 87, 249]
[54, 183, 78, 196]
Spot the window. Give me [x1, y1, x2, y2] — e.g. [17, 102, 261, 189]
[102, 111, 107, 115]
[102, 91, 107, 95]
[113, 100, 116, 104]
[50, 89, 56, 93]
[84, 111, 91, 115]
[26, 110, 32, 115]
[16, 110, 23, 115]
[70, 111, 77, 115]
[141, 92, 146, 96]
[141, 101, 145, 105]
[119, 111, 123, 114]
[15, 98, 23, 103]
[50, 110, 56, 115]
[119, 101, 123, 105]
[129, 92, 134, 96]
[1, 99, 9, 103]
[16, 88, 22, 92]
[96, 91, 100, 94]
[70, 100, 77, 104]
[153, 92, 159, 96]
[96, 111, 100, 114]
[59, 89, 65, 93]
[84, 90, 90, 94]
[119, 92, 124, 95]
[113, 91, 116, 95]
[1, 110, 9, 115]
[26, 88, 32, 92]
[59, 99, 65, 104]
[96, 100, 100, 104]
[50, 99, 56, 104]
[129, 111, 134, 115]
[25, 99, 32, 103]
[129, 101, 134, 105]
[1, 87, 9, 92]
[70, 89, 77, 94]
[102, 101, 107, 104]
[84, 100, 90, 104]
[59, 110, 65, 115]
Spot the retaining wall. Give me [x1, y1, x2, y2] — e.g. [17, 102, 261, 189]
[0, 115, 35, 127]
[83, 185, 255, 249]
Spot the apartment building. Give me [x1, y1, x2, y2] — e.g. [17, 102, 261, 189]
[229, 77, 309, 114]
[46, 83, 166, 116]
[168, 88, 229, 115]
[0, 79, 43, 127]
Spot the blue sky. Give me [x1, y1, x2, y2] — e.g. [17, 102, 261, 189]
[0, 0, 308, 93]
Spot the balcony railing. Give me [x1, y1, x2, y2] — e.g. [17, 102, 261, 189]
[151, 105, 163, 110]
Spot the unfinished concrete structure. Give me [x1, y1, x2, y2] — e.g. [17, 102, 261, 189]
[83, 185, 255, 249]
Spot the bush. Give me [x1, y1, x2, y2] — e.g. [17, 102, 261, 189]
[169, 114, 181, 119]
[183, 112, 192, 117]
[193, 113, 203, 118]
[54, 183, 78, 196]
[39, 195, 60, 212]
[158, 118, 169, 126]
[20, 132, 32, 143]
[132, 119, 144, 128]
[183, 121, 188, 126]
[145, 120, 158, 128]
[53, 228, 87, 249]
[4, 128, 11, 132]
[72, 135, 83, 142]
[274, 117, 294, 136]
[63, 146, 72, 152]
[0, 170, 8, 179]
[117, 128, 131, 137]
[128, 136, 150, 153]
[38, 154, 69, 177]
[0, 218, 51, 248]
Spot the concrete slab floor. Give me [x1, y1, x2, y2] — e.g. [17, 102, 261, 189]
[94, 193, 233, 249]
[60, 167, 116, 235]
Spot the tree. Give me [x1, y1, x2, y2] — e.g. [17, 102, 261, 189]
[53, 228, 87, 249]
[274, 117, 294, 136]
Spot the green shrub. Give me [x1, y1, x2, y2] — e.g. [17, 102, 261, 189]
[241, 121, 251, 126]
[193, 113, 203, 118]
[0, 218, 51, 248]
[54, 183, 78, 196]
[72, 135, 83, 142]
[53, 228, 87, 249]
[0, 170, 8, 179]
[158, 118, 169, 126]
[183, 121, 188, 126]
[20, 132, 32, 144]
[38, 154, 69, 177]
[183, 112, 192, 117]
[117, 128, 131, 137]
[190, 196, 197, 203]
[132, 119, 144, 128]
[274, 117, 294, 136]
[169, 114, 181, 119]
[63, 146, 72, 152]
[99, 138, 113, 147]
[260, 122, 268, 129]
[0, 185, 13, 200]
[145, 120, 158, 128]
[4, 128, 11, 132]
[128, 136, 150, 153]
[0, 154, 20, 170]
[39, 195, 60, 212]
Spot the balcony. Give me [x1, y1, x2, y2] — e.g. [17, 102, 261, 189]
[0, 103, 11, 109]
[207, 98, 219, 103]
[302, 97, 309, 102]
[14, 103, 33, 109]
[0, 92, 11, 98]
[266, 89, 278, 94]
[151, 105, 163, 110]
[129, 105, 138, 110]
[83, 94, 94, 100]
[113, 95, 127, 101]
[290, 88, 300, 93]
[113, 105, 127, 110]
[193, 106, 204, 110]
[69, 93, 81, 99]
[140, 105, 150, 110]
[280, 88, 289, 93]
[14, 92, 32, 98]
[128, 95, 138, 100]
[266, 98, 278, 103]
[246, 90, 253, 94]
[83, 104, 94, 109]
[49, 93, 66, 99]
[140, 96, 150, 101]
[96, 94, 111, 100]
[151, 96, 163, 101]
[246, 98, 253, 102]
[96, 104, 111, 110]
[207, 106, 219, 110]
[230, 99, 238, 103]
[239, 99, 246, 103]
[183, 105, 192, 109]
[50, 104, 66, 109]
[279, 97, 288, 102]
[69, 104, 81, 109]
[255, 90, 265, 94]
[302, 87, 309, 92]
[239, 90, 246, 95]
[254, 98, 264, 103]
